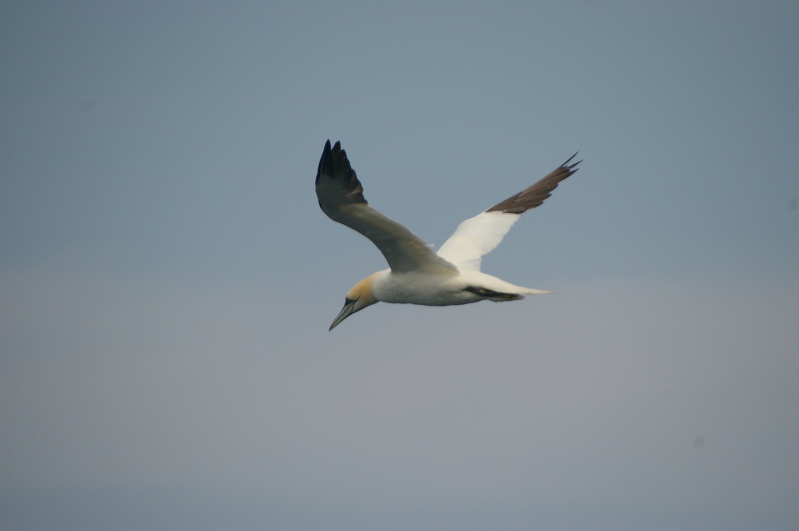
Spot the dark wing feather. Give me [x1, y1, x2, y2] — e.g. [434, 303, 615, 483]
[315, 140, 366, 207]
[437, 152, 581, 270]
[315, 140, 457, 274]
[486, 153, 581, 214]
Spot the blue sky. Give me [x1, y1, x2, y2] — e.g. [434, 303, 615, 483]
[2, 1, 798, 530]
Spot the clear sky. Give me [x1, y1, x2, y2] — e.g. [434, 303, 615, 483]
[2, 1, 798, 530]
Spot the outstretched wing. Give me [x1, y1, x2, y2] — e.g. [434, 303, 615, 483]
[315, 140, 457, 274]
[437, 153, 580, 271]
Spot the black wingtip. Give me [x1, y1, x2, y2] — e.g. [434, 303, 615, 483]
[563, 151, 582, 170]
[317, 140, 332, 180]
[315, 140, 367, 205]
[485, 151, 582, 214]
[317, 139, 342, 181]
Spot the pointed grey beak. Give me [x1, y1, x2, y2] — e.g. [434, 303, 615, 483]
[329, 298, 356, 331]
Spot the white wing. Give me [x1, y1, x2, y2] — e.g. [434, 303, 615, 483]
[437, 153, 580, 271]
[316, 140, 457, 274]
[436, 211, 520, 271]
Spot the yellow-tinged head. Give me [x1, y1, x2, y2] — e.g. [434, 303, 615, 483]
[329, 273, 379, 331]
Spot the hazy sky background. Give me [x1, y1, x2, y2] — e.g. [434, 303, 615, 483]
[2, 1, 798, 530]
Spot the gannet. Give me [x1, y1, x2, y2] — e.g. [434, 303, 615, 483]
[316, 140, 580, 330]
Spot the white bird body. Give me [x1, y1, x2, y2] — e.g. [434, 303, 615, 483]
[368, 268, 550, 306]
[316, 140, 580, 330]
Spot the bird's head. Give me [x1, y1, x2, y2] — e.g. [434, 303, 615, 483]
[329, 273, 379, 330]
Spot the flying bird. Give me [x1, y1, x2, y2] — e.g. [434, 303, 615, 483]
[316, 140, 580, 330]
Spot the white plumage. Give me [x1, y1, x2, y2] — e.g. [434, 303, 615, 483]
[316, 140, 580, 330]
